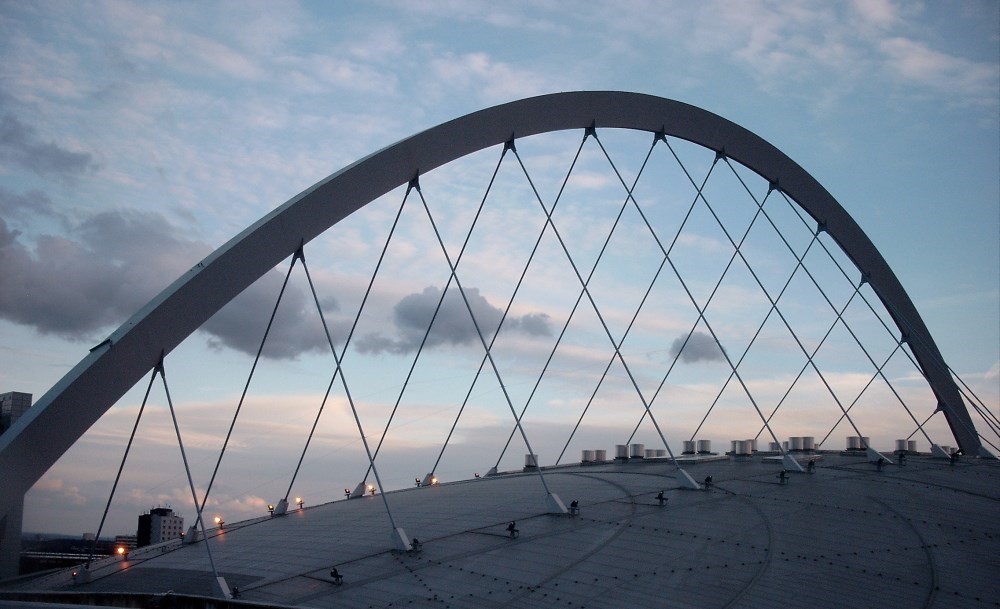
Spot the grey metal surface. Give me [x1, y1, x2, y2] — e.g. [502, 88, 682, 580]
[0, 92, 983, 579]
[4, 454, 997, 608]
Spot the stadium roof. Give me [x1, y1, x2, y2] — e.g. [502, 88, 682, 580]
[2, 451, 997, 608]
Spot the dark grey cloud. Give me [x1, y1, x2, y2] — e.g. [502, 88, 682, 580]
[203, 274, 340, 360]
[0, 187, 61, 222]
[669, 330, 727, 363]
[0, 210, 210, 336]
[355, 285, 551, 355]
[0, 208, 337, 360]
[0, 114, 96, 177]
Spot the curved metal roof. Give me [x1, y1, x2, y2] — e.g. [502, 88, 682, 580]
[4, 453, 997, 608]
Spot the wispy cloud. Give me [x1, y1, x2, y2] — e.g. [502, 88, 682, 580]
[879, 36, 999, 108]
[428, 52, 561, 104]
[0, 114, 96, 178]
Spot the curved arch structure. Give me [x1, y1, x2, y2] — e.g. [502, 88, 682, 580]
[0, 92, 984, 574]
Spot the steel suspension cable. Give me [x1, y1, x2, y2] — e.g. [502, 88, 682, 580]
[905, 410, 938, 442]
[774, 189, 979, 448]
[363, 149, 510, 483]
[159, 359, 223, 585]
[688, 208, 820, 443]
[524, 130, 691, 468]
[197, 253, 299, 516]
[683, 156, 887, 448]
[555, 136, 667, 463]
[814, 340, 903, 448]
[755, 287, 862, 438]
[491, 132, 592, 468]
[500, 131, 710, 467]
[641, 141, 789, 454]
[297, 250, 405, 529]
[430, 142, 569, 477]
[556, 255, 665, 464]
[284, 184, 411, 500]
[85, 367, 158, 568]
[622, 146, 724, 445]
[284, 251, 346, 499]
[415, 183, 555, 494]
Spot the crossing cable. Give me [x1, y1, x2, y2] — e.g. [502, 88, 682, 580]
[813, 332, 904, 448]
[364, 149, 510, 483]
[672, 153, 880, 449]
[613, 140, 726, 446]
[158, 358, 223, 585]
[767, 189, 953, 449]
[284, 184, 411, 500]
[490, 131, 593, 469]
[520, 129, 693, 469]
[772, 188, 994, 450]
[498, 131, 708, 468]
[816, 227, 1000, 446]
[625, 150, 773, 447]
[296, 248, 405, 531]
[703, 176, 876, 448]
[700, 166, 880, 445]
[85, 367, 158, 568]
[430, 140, 570, 476]
[414, 179, 556, 495]
[635, 139, 793, 455]
[197, 252, 299, 517]
[904, 410, 938, 442]
[876, 309, 1000, 451]
[950, 373, 998, 430]
[554, 135, 665, 463]
[684, 183, 817, 443]
[556, 255, 666, 464]
[607, 147, 768, 448]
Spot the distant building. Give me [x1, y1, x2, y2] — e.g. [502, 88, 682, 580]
[115, 535, 138, 552]
[136, 507, 184, 547]
[0, 392, 32, 433]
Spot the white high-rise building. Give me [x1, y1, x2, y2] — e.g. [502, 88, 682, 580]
[137, 507, 184, 547]
[0, 392, 31, 434]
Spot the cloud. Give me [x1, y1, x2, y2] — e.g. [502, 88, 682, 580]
[355, 285, 551, 354]
[202, 273, 340, 360]
[0, 211, 200, 337]
[31, 477, 88, 507]
[879, 37, 999, 108]
[0, 207, 339, 359]
[428, 52, 557, 104]
[0, 114, 96, 178]
[0, 187, 61, 222]
[669, 330, 727, 364]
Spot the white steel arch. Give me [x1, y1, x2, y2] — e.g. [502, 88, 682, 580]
[0, 92, 983, 568]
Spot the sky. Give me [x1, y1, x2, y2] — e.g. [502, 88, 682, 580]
[1, 0, 998, 537]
